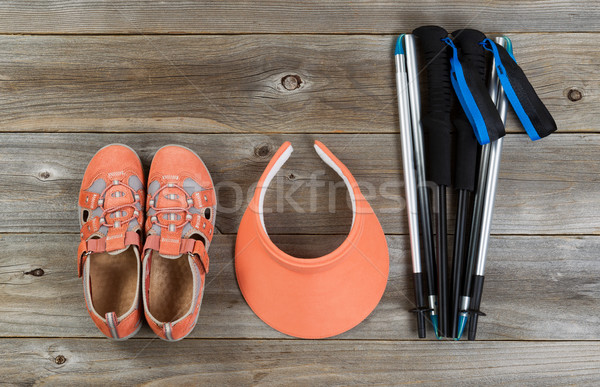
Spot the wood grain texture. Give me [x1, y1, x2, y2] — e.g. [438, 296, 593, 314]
[0, 0, 596, 381]
[0, 1, 597, 34]
[1, 133, 599, 235]
[2, 339, 600, 385]
[1, 233, 599, 340]
[0, 34, 592, 134]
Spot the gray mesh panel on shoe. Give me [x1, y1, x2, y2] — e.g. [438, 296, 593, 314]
[147, 180, 162, 235]
[183, 178, 202, 196]
[80, 180, 107, 229]
[128, 176, 143, 192]
[181, 178, 215, 245]
[148, 180, 160, 196]
[127, 175, 143, 232]
[88, 179, 106, 194]
[182, 178, 203, 236]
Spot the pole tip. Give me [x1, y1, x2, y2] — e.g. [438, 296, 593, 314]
[456, 315, 468, 340]
[468, 314, 479, 341]
[431, 315, 442, 340]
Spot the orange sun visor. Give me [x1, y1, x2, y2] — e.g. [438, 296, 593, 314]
[235, 141, 389, 339]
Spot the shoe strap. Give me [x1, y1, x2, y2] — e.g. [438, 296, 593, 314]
[77, 231, 141, 277]
[191, 189, 216, 208]
[189, 213, 214, 243]
[143, 235, 209, 274]
[78, 190, 101, 209]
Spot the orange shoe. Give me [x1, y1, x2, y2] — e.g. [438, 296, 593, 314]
[77, 144, 145, 340]
[142, 145, 216, 341]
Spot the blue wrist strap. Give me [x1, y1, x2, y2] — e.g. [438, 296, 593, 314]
[444, 37, 491, 145]
[481, 38, 557, 141]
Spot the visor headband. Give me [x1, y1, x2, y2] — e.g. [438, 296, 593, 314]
[256, 141, 359, 235]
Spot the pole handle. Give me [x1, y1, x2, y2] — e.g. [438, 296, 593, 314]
[451, 29, 487, 191]
[413, 26, 452, 186]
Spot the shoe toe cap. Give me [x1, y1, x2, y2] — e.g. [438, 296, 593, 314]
[82, 144, 143, 189]
[150, 145, 213, 188]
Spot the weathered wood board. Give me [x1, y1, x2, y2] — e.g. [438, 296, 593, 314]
[0, 34, 593, 134]
[0, 1, 598, 383]
[1, 233, 598, 340]
[0, 133, 598, 235]
[0, 1, 598, 34]
[2, 338, 600, 385]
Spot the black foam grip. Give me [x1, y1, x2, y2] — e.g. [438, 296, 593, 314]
[413, 26, 452, 186]
[452, 29, 488, 79]
[448, 30, 505, 145]
[494, 43, 557, 139]
[451, 29, 487, 191]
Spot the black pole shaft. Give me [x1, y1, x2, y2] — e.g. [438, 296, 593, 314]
[468, 275, 485, 340]
[413, 272, 427, 338]
[436, 184, 448, 337]
[450, 189, 470, 338]
[417, 184, 437, 307]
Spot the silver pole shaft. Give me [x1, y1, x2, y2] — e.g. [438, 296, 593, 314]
[461, 37, 506, 312]
[404, 35, 428, 199]
[395, 52, 421, 274]
[466, 145, 491, 270]
[475, 36, 509, 276]
[465, 38, 503, 278]
[405, 34, 437, 315]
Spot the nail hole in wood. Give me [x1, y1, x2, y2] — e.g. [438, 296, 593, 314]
[25, 268, 45, 277]
[567, 88, 582, 102]
[282, 75, 302, 91]
[254, 144, 271, 158]
[54, 355, 66, 365]
[288, 173, 296, 180]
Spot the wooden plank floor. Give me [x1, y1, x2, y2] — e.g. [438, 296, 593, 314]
[1, 1, 599, 385]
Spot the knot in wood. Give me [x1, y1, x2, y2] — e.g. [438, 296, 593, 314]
[54, 355, 66, 365]
[25, 268, 45, 277]
[567, 88, 582, 102]
[282, 75, 302, 91]
[254, 144, 271, 158]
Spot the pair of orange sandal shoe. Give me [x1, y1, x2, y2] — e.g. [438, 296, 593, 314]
[77, 144, 216, 341]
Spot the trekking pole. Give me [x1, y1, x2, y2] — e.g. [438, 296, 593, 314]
[404, 34, 440, 338]
[448, 29, 487, 339]
[467, 36, 510, 340]
[404, 34, 440, 339]
[412, 26, 453, 337]
[394, 34, 427, 338]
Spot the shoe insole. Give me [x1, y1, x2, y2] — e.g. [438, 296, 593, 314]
[148, 254, 193, 322]
[89, 246, 138, 317]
